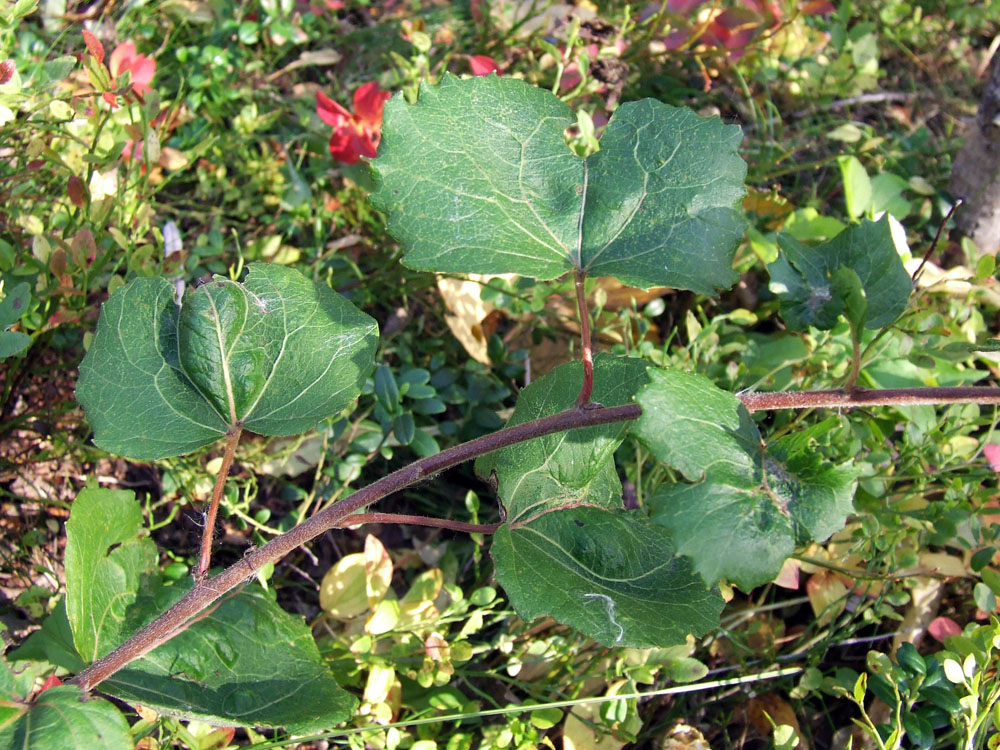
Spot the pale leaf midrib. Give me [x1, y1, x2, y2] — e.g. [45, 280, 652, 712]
[206, 291, 239, 425]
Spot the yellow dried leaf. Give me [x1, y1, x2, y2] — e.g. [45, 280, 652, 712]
[437, 274, 513, 364]
[319, 553, 368, 619]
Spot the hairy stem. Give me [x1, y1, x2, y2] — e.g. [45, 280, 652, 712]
[739, 386, 1000, 412]
[69, 402, 641, 691]
[197, 427, 242, 578]
[336, 513, 500, 534]
[844, 325, 861, 392]
[574, 269, 594, 406]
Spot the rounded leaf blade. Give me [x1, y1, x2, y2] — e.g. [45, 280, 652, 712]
[76, 276, 229, 459]
[371, 76, 747, 293]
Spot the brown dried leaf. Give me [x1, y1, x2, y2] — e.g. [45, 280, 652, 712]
[744, 693, 808, 750]
[437, 273, 514, 364]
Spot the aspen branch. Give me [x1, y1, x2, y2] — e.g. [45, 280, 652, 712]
[336, 513, 500, 534]
[69, 402, 641, 692]
[739, 386, 1000, 412]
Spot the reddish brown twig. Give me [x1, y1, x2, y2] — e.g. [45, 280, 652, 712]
[336, 513, 500, 534]
[197, 427, 242, 578]
[739, 386, 1000, 412]
[70, 402, 641, 691]
[574, 269, 594, 406]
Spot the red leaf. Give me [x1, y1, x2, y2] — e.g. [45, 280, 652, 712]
[801, 0, 835, 14]
[318, 82, 391, 164]
[316, 90, 350, 127]
[49, 248, 67, 277]
[67, 175, 86, 207]
[39, 675, 62, 693]
[985, 443, 1000, 472]
[469, 55, 501, 76]
[0, 59, 14, 85]
[928, 616, 962, 643]
[352, 81, 391, 127]
[82, 30, 105, 65]
[328, 131, 362, 164]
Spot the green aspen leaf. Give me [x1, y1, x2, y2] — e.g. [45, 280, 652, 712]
[767, 216, 911, 331]
[831, 266, 867, 333]
[492, 507, 723, 647]
[633, 368, 760, 486]
[76, 263, 378, 459]
[634, 370, 856, 590]
[0, 685, 132, 750]
[102, 585, 358, 732]
[60, 488, 356, 732]
[8, 598, 86, 674]
[64, 487, 158, 663]
[475, 353, 649, 523]
[649, 481, 793, 591]
[370, 75, 746, 293]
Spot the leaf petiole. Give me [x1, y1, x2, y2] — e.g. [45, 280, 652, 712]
[197, 426, 242, 578]
[574, 269, 594, 406]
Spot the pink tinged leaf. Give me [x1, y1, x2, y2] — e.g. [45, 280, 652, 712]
[469, 0, 483, 23]
[773, 558, 800, 590]
[801, 0, 835, 13]
[424, 632, 448, 661]
[984, 443, 1000, 472]
[82, 30, 105, 65]
[72, 228, 98, 265]
[0, 59, 13, 85]
[108, 41, 135, 79]
[67, 175, 86, 207]
[120, 139, 143, 161]
[806, 570, 848, 624]
[469, 55, 500, 76]
[49, 248, 67, 277]
[928, 616, 961, 643]
[109, 41, 156, 95]
[128, 55, 156, 94]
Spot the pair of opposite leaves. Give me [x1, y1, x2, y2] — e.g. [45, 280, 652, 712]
[77, 74, 748, 459]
